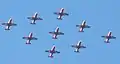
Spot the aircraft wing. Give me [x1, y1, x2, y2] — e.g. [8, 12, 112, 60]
[58, 32, 64, 35]
[85, 25, 91, 28]
[111, 36, 116, 39]
[23, 37, 29, 39]
[101, 36, 106, 38]
[36, 17, 43, 20]
[49, 32, 55, 34]
[80, 46, 86, 48]
[53, 12, 59, 15]
[31, 37, 38, 40]
[11, 23, 17, 26]
[55, 51, 60, 53]
[2, 23, 7, 26]
[45, 50, 50, 52]
[76, 25, 80, 27]
[71, 45, 77, 48]
[63, 13, 69, 16]
[27, 17, 33, 20]
[74, 48, 79, 52]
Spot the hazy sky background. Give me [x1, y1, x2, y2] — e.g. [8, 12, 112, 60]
[0, 0, 119, 64]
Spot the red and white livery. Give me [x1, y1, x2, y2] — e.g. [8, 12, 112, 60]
[54, 8, 69, 20]
[27, 12, 43, 24]
[49, 27, 64, 39]
[76, 20, 91, 32]
[1, 18, 17, 30]
[71, 40, 86, 53]
[101, 31, 116, 43]
[45, 45, 60, 58]
[22, 32, 38, 44]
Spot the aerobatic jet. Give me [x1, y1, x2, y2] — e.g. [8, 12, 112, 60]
[22, 32, 38, 44]
[54, 8, 69, 20]
[76, 20, 91, 32]
[49, 27, 64, 39]
[1, 18, 17, 30]
[101, 31, 116, 43]
[45, 45, 60, 58]
[71, 40, 86, 52]
[27, 12, 43, 24]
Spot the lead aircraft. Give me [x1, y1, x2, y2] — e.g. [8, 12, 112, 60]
[76, 20, 91, 32]
[101, 31, 116, 43]
[22, 32, 38, 44]
[45, 45, 60, 58]
[49, 27, 64, 39]
[1, 18, 17, 30]
[71, 40, 86, 52]
[27, 12, 43, 24]
[54, 8, 69, 20]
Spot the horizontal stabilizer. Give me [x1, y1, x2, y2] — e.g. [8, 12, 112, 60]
[57, 17, 62, 20]
[74, 50, 79, 53]
[52, 37, 57, 39]
[48, 55, 53, 58]
[5, 28, 10, 30]
[104, 41, 110, 43]
[30, 22, 36, 24]
[26, 43, 31, 44]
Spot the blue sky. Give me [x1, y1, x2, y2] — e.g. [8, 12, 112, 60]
[0, 0, 119, 64]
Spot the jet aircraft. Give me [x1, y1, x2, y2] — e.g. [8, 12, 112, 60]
[27, 12, 43, 24]
[76, 20, 91, 32]
[49, 27, 64, 39]
[101, 31, 116, 43]
[54, 8, 69, 20]
[71, 40, 86, 52]
[22, 32, 38, 44]
[45, 45, 60, 58]
[1, 18, 17, 30]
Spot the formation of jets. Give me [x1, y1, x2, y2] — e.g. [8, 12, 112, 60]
[1, 8, 116, 58]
